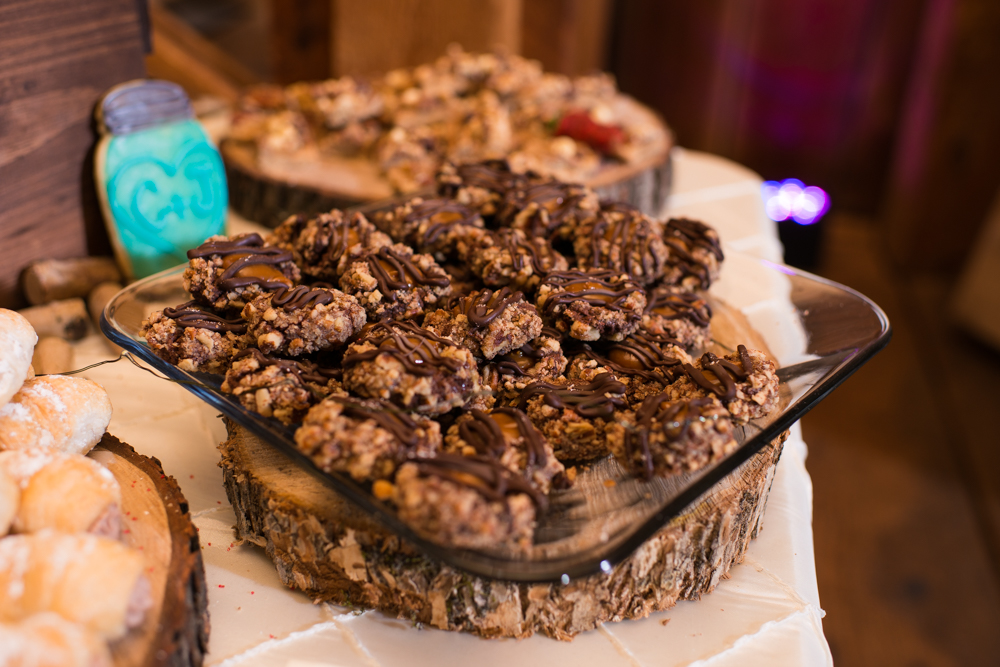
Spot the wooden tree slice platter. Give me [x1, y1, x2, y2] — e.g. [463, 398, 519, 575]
[88, 433, 209, 667]
[217, 298, 786, 640]
[220, 424, 786, 640]
[222, 97, 674, 228]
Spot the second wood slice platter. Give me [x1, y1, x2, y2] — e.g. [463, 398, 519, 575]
[89, 433, 209, 666]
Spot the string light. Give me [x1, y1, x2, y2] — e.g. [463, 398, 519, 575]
[761, 179, 830, 226]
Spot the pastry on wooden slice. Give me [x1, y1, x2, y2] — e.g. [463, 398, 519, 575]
[87, 433, 209, 667]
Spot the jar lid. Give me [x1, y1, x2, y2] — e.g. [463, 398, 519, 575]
[97, 79, 194, 135]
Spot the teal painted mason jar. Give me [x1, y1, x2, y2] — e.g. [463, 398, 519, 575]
[95, 80, 227, 280]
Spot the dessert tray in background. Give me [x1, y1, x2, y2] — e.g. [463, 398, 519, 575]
[222, 47, 673, 227]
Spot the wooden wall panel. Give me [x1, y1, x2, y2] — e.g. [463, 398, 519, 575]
[0, 0, 146, 308]
[330, 0, 522, 77]
[521, 0, 612, 76]
[610, 0, 925, 213]
[270, 0, 331, 84]
[884, 0, 1000, 269]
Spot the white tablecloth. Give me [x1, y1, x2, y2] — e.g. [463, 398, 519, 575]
[76, 148, 832, 666]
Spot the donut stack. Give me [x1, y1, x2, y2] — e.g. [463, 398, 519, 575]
[0, 309, 150, 667]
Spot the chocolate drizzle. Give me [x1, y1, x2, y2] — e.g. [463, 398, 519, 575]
[663, 218, 725, 288]
[681, 345, 754, 401]
[413, 453, 547, 509]
[497, 229, 558, 275]
[587, 211, 662, 280]
[342, 320, 464, 377]
[231, 348, 337, 389]
[162, 301, 246, 333]
[512, 181, 588, 238]
[581, 331, 684, 382]
[325, 396, 423, 449]
[517, 373, 627, 419]
[317, 212, 375, 266]
[188, 234, 294, 291]
[453, 160, 524, 194]
[538, 269, 640, 316]
[271, 285, 334, 310]
[452, 287, 523, 327]
[403, 199, 479, 245]
[457, 408, 548, 468]
[364, 246, 450, 299]
[645, 289, 712, 327]
[625, 396, 719, 480]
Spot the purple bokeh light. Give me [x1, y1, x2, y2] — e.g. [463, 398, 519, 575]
[761, 179, 830, 225]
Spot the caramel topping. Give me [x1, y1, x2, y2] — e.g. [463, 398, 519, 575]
[539, 270, 641, 316]
[681, 346, 753, 401]
[507, 348, 535, 369]
[581, 331, 684, 382]
[403, 199, 479, 245]
[517, 373, 627, 419]
[607, 348, 645, 371]
[343, 320, 464, 377]
[490, 411, 522, 441]
[493, 347, 536, 377]
[413, 453, 546, 509]
[189, 234, 294, 291]
[162, 301, 246, 333]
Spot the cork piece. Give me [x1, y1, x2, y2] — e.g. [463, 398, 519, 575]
[22, 256, 122, 306]
[18, 298, 91, 341]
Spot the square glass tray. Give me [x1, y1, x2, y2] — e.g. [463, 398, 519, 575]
[101, 256, 890, 582]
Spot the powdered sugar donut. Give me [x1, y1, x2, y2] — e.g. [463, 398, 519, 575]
[0, 309, 37, 406]
[0, 532, 150, 639]
[0, 376, 112, 455]
[0, 612, 112, 667]
[0, 449, 121, 537]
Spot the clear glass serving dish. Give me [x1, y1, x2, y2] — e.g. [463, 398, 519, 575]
[102, 256, 890, 582]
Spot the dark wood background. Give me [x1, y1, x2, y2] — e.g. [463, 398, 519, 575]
[0, 0, 146, 308]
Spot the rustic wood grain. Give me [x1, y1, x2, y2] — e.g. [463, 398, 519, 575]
[330, 0, 522, 77]
[609, 0, 926, 214]
[521, 0, 612, 76]
[145, 5, 260, 103]
[90, 433, 208, 667]
[883, 0, 1000, 269]
[0, 0, 146, 309]
[269, 0, 332, 84]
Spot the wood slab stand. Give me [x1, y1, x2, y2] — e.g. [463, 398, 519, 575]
[217, 298, 785, 639]
[89, 433, 209, 666]
[219, 425, 785, 640]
